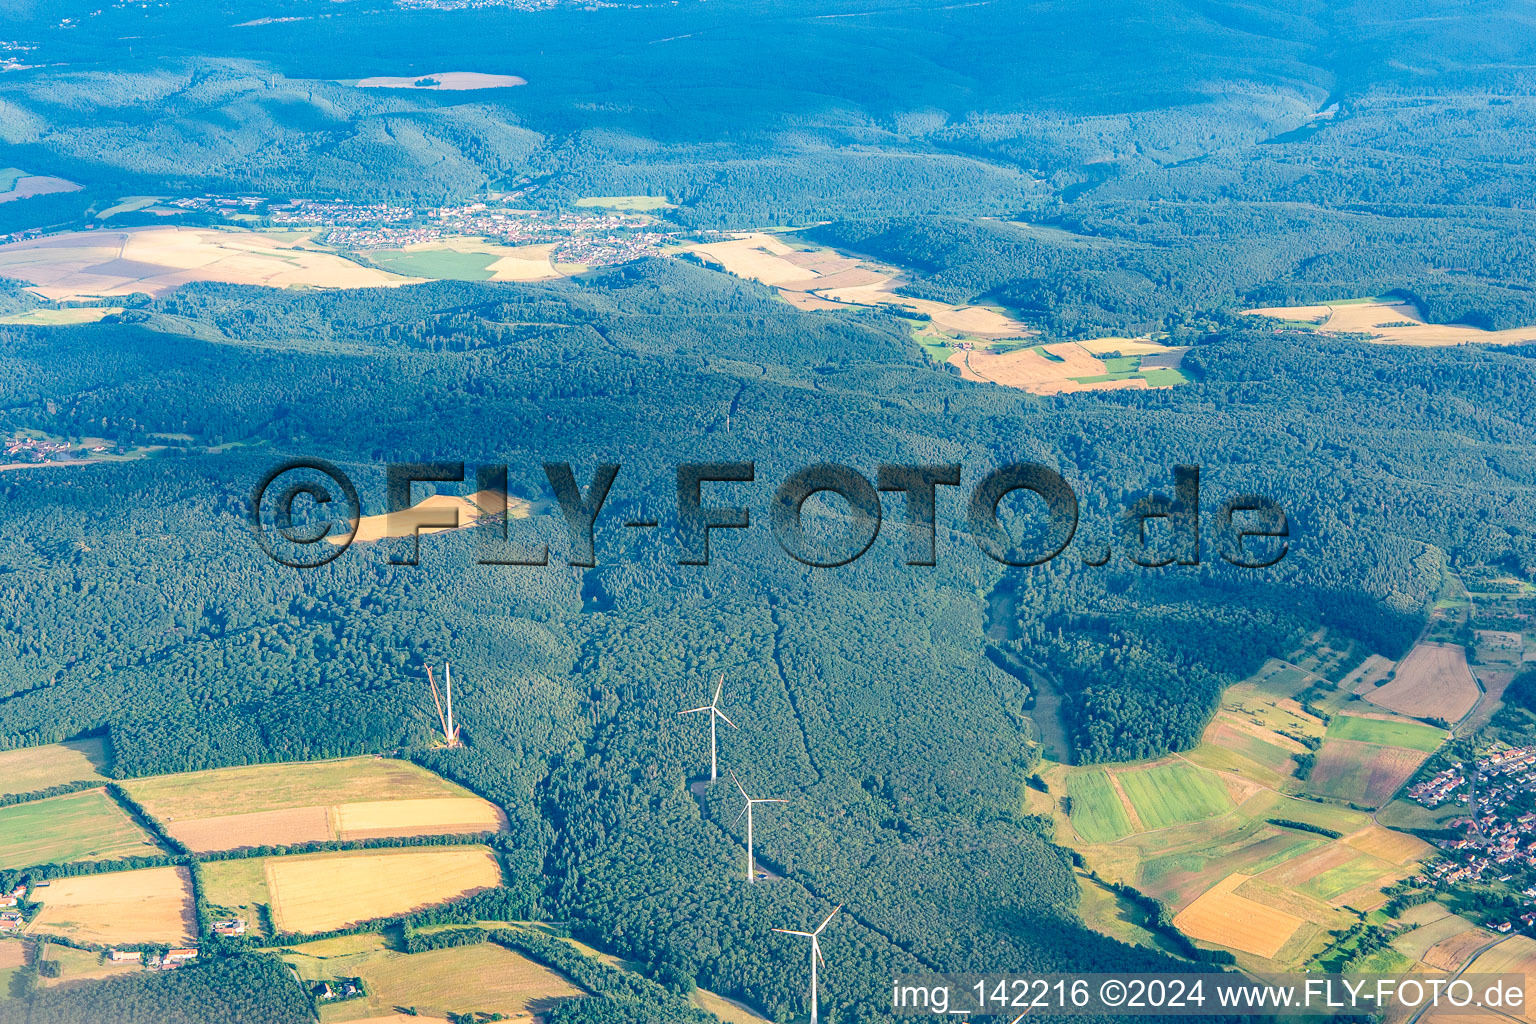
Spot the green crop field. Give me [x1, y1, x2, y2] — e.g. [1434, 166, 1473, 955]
[0, 789, 158, 868]
[365, 249, 497, 281]
[1066, 769, 1133, 844]
[1296, 853, 1396, 902]
[1325, 715, 1447, 753]
[575, 195, 673, 211]
[1116, 762, 1234, 832]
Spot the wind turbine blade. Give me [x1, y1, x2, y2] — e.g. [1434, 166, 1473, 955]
[814, 939, 825, 966]
[773, 929, 814, 937]
[712, 672, 725, 706]
[679, 706, 711, 715]
[714, 709, 739, 730]
[729, 768, 748, 799]
[815, 904, 842, 934]
[733, 804, 749, 828]
[759, 798, 787, 804]
[426, 667, 450, 739]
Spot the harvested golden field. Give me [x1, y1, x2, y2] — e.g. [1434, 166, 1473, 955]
[688, 233, 820, 287]
[0, 941, 23, 969]
[1172, 873, 1304, 959]
[168, 805, 333, 854]
[1362, 642, 1480, 722]
[1430, 936, 1536, 1024]
[1421, 928, 1499, 971]
[281, 938, 582, 1023]
[0, 737, 109, 797]
[339, 489, 535, 546]
[1345, 825, 1431, 865]
[354, 72, 526, 90]
[693, 988, 774, 1024]
[123, 757, 476, 821]
[336, 798, 505, 840]
[1243, 299, 1536, 347]
[267, 848, 502, 934]
[27, 866, 196, 945]
[124, 756, 502, 853]
[0, 227, 420, 301]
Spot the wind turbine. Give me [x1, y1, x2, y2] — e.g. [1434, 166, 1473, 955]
[729, 768, 785, 884]
[774, 905, 840, 1024]
[425, 663, 460, 747]
[678, 672, 736, 782]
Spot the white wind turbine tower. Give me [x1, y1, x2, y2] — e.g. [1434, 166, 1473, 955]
[774, 905, 841, 1024]
[729, 768, 785, 884]
[678, 672, 736, 782]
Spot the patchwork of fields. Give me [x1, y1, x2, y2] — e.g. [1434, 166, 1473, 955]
[121, 756, 506, 852]
[1048, 650, 1455, 970]
[204, 847, 503, 935]
[280, 931, 582, 1023]
[0, 226, 419, 300]
[1244, 298, 1536, 347]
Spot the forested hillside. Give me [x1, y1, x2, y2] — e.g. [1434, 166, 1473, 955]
[0, 264, 1533, 1015]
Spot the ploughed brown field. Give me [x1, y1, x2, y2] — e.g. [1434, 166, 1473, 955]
[1359, 642, 1480, 723]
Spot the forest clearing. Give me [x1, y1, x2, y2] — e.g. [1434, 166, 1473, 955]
[1243, 298, 1536, 347]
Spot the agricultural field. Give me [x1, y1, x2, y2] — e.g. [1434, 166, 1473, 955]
[1305, 739, 1432, 807]
[1050, 656, 1442, 970]
[1171, 874, 1305, 959]
[0, 306, 121, 326]
[351, 71, 526, 90]
[278, 932, 583, 1022]
[207, 847, 502, 935]
[0, 167, 80, 204]
[340, 488, 537, 546]
[1358, 643, 1481, 723]
[0, 738, 109, 797]
[1064, 768, 1133, 843]
[33, 942, 145, 988]
[1425, 936, 1536, 1024]
[362, 237, 577, 283]
[120, 756, 504, 853]
[1243, 298, 1536, 347]
[1325, 714, 1448, 752]
[576, 195, 675, 211]
[0, 789, 159, 868]
[1114, 761, 1234, 832]
[1388, 903, 1486, 962]
[0, 226, 419, 301]
[26, 866, 197, 946]
[948, 340, 1189, 395]
[200, 857, 269, 936]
